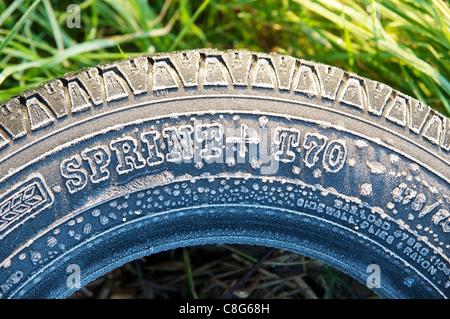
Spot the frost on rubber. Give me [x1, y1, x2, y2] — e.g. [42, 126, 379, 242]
[0, 49, 449, 299]
[0, 50, 449, 152]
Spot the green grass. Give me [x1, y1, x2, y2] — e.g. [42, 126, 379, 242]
[0, 0, 449, 116]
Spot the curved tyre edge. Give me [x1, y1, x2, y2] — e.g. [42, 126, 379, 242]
[0, 49, 448, 299]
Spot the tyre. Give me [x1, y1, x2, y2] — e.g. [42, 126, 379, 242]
[0, 49, 448, 299]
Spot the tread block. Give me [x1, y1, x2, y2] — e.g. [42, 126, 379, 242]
[0, 98, 26, 139]
[102, 70, 129, 102]
[423, 112, 444, 146]
[365, 79, 392, 116]
[36, 79, 67, 119]
[152, 59, 179, 91]
[409, 98, 430, 134]
[315, 64, 344, 100]
[295, 64, 318, 96]
[203, 56, 229, 86]
[170, 51, 200, 87]
[78, 68, 103, 106]
[116, 56, 148, 95]
[386, 94, 408, 127]
[25, 96, 55, 131]
[273, 55, 296, 90]
[252, 55, 275, 89]
[67, 80, 93, 114]
[442, 117, 450, 151]
[340, 76, 365, 110]
[222, 51, 252, 86]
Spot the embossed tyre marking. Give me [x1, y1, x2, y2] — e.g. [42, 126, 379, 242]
[0, 49, 449, 298]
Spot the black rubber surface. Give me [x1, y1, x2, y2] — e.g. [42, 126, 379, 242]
[0, 49, 448, 298]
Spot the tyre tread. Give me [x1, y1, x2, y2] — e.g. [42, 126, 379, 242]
[0, 49, 448, 154]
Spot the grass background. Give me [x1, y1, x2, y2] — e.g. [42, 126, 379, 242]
[1, 0, 449, 116]
[1, 0, 449, 299]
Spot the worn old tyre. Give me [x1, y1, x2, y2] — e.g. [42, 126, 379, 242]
[0, 49, 448, 299]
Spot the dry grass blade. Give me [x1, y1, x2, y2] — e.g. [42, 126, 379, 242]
[221, 247, 277, 299]
[68, 245, 379, 299]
